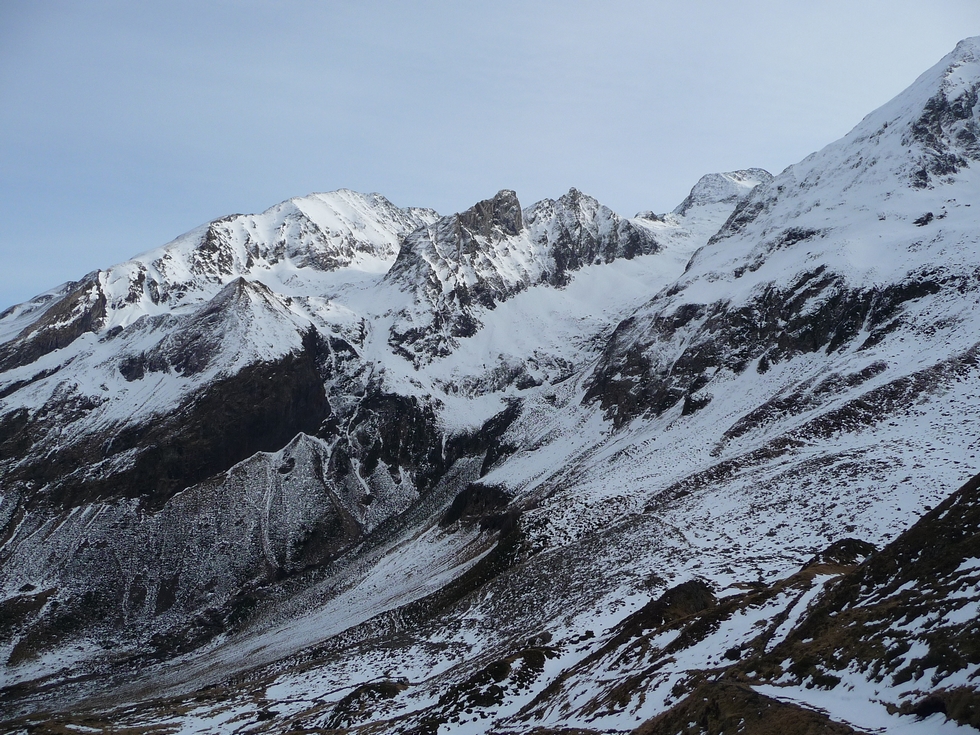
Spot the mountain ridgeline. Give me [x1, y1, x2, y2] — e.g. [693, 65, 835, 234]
[2, 37, 980, 735]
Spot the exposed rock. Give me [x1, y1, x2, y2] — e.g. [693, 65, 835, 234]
[0, 274, 106, 372]
[385, 187, 663, 362]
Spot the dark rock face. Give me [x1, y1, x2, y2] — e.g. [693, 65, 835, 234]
[191, 219, 240, 280]
[805, 538, 877, 567]
[585, 267, 953, 428]
[3, 339, 330, 510]
[439, 483, 512, 527]
[456, 189, 524, 241]
[637, 681, 867, 735]
[907, 85, 980, 187]
[334, 390, 446, 492]
[0, 274, 107, 372]
[387, 190, 526, 298]
[612, 579, 717, 645]
[322, 679, 409, 731]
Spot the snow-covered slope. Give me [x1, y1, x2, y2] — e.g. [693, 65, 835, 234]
[0, 171, 750, 704]
[590, 36, 980, 429]
[4, 37, 980, 735]
[0, 189, 436, 452]
[0, 192, 434, 512]
[670, 167, 772, 216]
[382, 187, 665, 364]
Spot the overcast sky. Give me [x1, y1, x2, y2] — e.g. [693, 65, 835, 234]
[1, 1, 977, 310]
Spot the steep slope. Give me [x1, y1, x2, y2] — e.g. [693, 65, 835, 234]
[742, 469, 980, 731]
[588, 38, 980, 426]
[158, 38, 980, 734]
[0, 175, 752, 709]
[0, 191, 444, 686]
[383, 188, 663, 363]
[4, 38, 980, 735]
[0, 191, 435, 514]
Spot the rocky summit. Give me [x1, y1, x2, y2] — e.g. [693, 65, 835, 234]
[3, 37, 980, 735]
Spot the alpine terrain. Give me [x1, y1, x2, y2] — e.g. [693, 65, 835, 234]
[2, 37, 980, 735]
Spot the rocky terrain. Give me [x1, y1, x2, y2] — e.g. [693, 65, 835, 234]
[2, 36, 980, 735]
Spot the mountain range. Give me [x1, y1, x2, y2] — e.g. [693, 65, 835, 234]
[2, 37, 980, 735]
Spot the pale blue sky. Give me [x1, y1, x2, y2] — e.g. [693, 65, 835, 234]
[1, 1, 977, 309]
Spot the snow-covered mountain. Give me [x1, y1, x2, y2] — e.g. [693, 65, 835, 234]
[384, 187, 665, 363]
[3, 37, 980, 735]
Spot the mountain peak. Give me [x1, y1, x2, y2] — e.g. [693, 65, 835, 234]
[455, 189, 523, 240]
[672, 168, 773, 216]
[946, 34, 980, 80]
[558, 186, 588, 203]
[906, 36, 980, 183]
[807, 35, 980, 191]
[385, 187, 674, 362]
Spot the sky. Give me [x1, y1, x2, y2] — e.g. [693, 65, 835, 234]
[1, 1, 977, 310]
